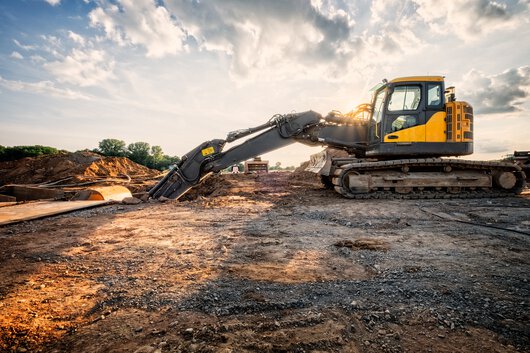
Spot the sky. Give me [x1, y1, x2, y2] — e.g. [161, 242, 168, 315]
[1, 0, 529, 167]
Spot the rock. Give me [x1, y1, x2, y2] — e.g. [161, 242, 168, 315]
[122, 197, 142, 205]
[140, 193, 150, 202]
[134, 327, 143, 333]
[158, 196, 170, 203]
[133, 345, 157, 353]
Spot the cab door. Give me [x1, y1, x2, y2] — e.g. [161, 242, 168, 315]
[424, 82, 447, 142]
[383, 84, 426, 142]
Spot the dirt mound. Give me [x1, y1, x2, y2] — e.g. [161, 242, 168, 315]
[0, 151, 159, 186]
[179, 174, 232, 200]
[180, 172, 298, 201]
[290, 148, 349, 184]
[290, 161, 320, 183]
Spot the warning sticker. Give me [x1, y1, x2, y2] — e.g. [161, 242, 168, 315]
[201, 146, 215, 156]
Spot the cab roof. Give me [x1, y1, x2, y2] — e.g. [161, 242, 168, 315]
[390, 76, 444, 83]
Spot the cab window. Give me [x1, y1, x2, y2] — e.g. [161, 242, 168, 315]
[372, 89, 386, 124]
[388, 86, 421, 111]
[427, 84, 442, 107]
[371, 89, 386, 139]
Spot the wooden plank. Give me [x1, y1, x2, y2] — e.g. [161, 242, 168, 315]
[0, 185, 64, 201]
[0, 202, 18, 208]
[0, 194, 17, 202]
[0, 200, 110, 226]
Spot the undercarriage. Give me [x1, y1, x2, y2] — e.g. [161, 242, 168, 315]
[327, 158, 527, 199]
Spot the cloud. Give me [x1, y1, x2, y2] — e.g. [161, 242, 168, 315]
[44, 0, 61, 6]
[475, 139, 511, 154]
[68, 31, 86, 46]
[10, 51, 24, 60]
[85, 0, 362, 79]
[88, 0, 187, 57]
[13, 39, 36, 51]
[44, 48, 115, 87]
[414, 0, 530, 40]
[30, 55, 46, 63]
[458, 66, 530, 114]
[0, 75, 90, 100]
[169, 0, 364, 80]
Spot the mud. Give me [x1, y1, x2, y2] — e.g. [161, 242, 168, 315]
[0, 173, 529, 352]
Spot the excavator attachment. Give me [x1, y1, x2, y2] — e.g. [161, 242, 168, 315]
[306, 150, 329, 174]
[149, 139, 226, 200]
[307, 148, 350, 175]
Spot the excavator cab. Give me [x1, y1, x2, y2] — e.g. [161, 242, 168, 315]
[366, 76, 473, 158]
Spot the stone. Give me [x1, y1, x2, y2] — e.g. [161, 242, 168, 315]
[122, 197, 142, 205]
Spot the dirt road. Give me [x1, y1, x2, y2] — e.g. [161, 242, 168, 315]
[1, 173, 529, 352]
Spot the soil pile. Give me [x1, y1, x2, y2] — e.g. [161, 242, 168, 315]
[290, 148, 349, 183]
[0, 151, 160, 186]
[290, 160, 319, 183]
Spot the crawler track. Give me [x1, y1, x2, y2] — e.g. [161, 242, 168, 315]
[331, 158, 526, 199]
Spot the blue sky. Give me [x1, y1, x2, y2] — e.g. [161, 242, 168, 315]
[1, 0, 529, 166]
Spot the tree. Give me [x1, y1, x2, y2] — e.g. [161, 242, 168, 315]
[149, 145, 164, 169]
[98, 139, 127, 157]
[127, 142, 151, 166]
[159, 154, 180, 170]
[96, 139, 179, 170]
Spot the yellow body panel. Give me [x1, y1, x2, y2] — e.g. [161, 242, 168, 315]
[383, 111, 447, 143]
[445, 101, 473, 142]
[384, 124, 425, 142]
[390, 76, 444, 83]
[425, 112, 447, 142]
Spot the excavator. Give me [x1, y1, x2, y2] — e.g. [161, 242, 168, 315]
[149, 76, 526, 200]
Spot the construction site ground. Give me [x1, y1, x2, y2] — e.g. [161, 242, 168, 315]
[1, 172, 529, 353]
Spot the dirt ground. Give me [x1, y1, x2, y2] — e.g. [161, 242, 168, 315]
[1, 172, 529, 353]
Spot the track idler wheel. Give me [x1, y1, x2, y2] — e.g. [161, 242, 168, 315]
[493, 171, 517, 190]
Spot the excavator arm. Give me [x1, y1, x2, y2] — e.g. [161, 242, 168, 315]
[149, 110, 369, 199]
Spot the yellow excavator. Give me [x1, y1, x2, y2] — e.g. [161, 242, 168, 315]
[149, 76, 526, 200]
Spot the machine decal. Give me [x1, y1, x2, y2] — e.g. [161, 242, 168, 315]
[201, 146, 215, 156]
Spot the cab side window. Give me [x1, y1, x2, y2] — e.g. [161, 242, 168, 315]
[427, 84, 442, 108]
[388, 86, 421, 111]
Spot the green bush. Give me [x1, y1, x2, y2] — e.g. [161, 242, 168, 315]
[0, 145, 60, 162]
